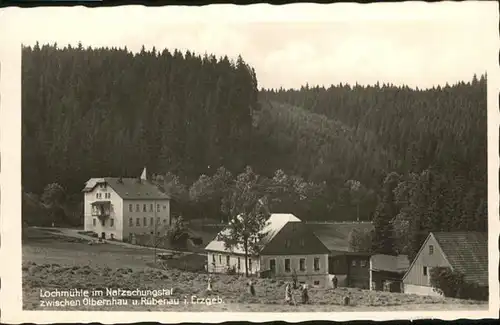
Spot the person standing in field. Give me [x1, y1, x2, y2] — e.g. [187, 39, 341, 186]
[284, 282, 292, 304]
[207, 276, 213, 292]
[301, 284, 309, 304]
[248, 280, 255, 296]
[332, 274, 338, 289]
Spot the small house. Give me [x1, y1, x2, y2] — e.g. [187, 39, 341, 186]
[205, 213, 331, 287]
[402, 232, 488, 296]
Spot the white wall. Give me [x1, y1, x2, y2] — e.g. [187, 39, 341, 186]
[403, 234, 451, 287]
[404, 284, 444, 297]
[83, 184, 123, 240]
[206, 252, 330, 287]
[122, 199, 170, 240]
[260, 254, 328, 276]
[207, 252, 260, 275]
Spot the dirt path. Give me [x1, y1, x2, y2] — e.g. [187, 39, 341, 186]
[34, 227, 206, 256]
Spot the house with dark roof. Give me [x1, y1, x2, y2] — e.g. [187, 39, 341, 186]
[205, 213, 331, 287]
[402, 232, 488, 296]
[311, 222, 374, 289]
[82, 168, 171, 241]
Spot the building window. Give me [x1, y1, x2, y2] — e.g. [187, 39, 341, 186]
[300, 239, 305, 247]
[219, 255, 222, 264]
[237, 257, 241, 270]
[285, 239, 291, 248]
[136, 204, 140, 212]
[299, 258, 306, 271]
[150, 204, 153, 212]
[136, 218, 140, 226]
[150, 217, 154, 226]
[212, 254, 216, 264]
[226, 255, 230, 266]
[423, 266, 428, 276]
[129, 204, 133, 212]
[163, 205, 167, 210]
[157, 217, 160, 225]
[314, 280, 320, 286]
[157, 204, 160, 212]
[129, 218, 133, 227]
[110, 219, 114, 227]
[143, 217, 147, 226]
[249, 258, 252, 271]
[429, 245, 434, 255]
[143, 204, 147, 212]
[93, 218, 96, 226]
[285, 258, 291, 272]
[314, 257, 320, 271]
[352, 260, 357, 267]
[163, 219, 167, 224]
[269, 259, 276, 272]
[361, 260, 367, 267]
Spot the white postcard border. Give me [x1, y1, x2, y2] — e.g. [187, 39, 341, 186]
[0, 2, 499, 323]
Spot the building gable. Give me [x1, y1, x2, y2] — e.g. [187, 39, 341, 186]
[83, 177, 170, 201]
[402, 233, 452, 286]
[260, 222, 330, 256]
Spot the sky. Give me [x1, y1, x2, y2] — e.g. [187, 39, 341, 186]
[0, 2, 497, 89]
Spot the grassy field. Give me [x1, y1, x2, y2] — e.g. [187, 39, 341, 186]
[22, 228, 488, 311]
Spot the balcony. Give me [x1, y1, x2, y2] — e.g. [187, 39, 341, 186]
[91, 201, 111, 219]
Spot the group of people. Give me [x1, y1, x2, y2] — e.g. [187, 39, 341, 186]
[207, 275, 320, 305]
[284, 282, 309, 305]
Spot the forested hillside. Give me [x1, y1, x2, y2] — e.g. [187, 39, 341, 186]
[261, 77, 487, 259]
[22, 43, 258, 194]
[22, 44, 487, 259]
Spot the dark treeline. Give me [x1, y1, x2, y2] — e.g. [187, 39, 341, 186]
[260, 77, 487, 258]
[23, 43, 487, 259]
[23, 43, 258, 194]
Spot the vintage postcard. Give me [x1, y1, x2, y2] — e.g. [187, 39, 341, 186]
[0, 1, 499, 323]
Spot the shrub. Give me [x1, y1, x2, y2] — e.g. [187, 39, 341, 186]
[430, 267, 488, 301]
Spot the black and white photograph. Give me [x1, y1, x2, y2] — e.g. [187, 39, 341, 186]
[0, 1, 498, 322]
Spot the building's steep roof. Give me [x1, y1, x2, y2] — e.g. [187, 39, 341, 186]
[205, 213, 301, 254]
[371, 254, 410, 273]
[310, 222, 374, 253]
[432, 232, 488, 287]
[260, 221, 331, 255]
[83, 177, 170, 200]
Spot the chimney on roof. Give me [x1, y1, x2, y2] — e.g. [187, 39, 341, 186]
[117, 177, 123, 184]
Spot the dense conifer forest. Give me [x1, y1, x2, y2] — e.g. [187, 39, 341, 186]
[22, 43, 487, 258]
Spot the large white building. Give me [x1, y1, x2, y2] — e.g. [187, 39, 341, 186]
[82, 169, 171, 241]
[205, 213, 331, 287]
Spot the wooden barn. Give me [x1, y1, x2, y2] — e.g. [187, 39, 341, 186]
[370, 254, 409, 292]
